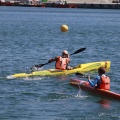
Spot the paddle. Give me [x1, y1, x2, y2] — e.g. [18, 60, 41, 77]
[31, 47, 86, 70]
[75, 72, 88, 78]
[75, 72, 95, 79]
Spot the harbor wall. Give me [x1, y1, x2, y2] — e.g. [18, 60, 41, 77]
[0, 0, 120, 9]
[45, 2, 120, 9]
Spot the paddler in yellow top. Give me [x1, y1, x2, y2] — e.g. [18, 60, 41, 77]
[48, 50, 73, 70]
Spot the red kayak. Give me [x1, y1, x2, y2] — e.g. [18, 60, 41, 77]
[69, 78, 120, 101]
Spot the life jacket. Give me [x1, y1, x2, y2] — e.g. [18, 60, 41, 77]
[55, 56, 70, 70]
[97, 75, 110, 90]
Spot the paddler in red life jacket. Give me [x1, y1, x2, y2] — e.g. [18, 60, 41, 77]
[48, 50, 73, 70]
[88, 67, 110, 90]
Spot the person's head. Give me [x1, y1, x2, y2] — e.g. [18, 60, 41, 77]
[62, 50, 68, 57]
[98, 67, 106, 75]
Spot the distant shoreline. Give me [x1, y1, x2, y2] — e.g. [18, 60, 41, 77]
[0, 2, 120, 9]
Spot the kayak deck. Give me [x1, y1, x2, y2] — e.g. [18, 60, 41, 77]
[6, 61, 111, 79]
[69, 78, 120, 101]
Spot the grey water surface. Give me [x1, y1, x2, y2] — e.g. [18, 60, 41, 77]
[0, 6, 120, 120]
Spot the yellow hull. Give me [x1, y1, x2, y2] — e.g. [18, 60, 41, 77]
[6, 61, 111, 79]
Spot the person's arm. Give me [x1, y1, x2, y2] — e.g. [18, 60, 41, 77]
[48, 56, 59, 63]
[88, 76, 100, 87]
[66, 54, 70, 63]
[67, 54, 70, 59]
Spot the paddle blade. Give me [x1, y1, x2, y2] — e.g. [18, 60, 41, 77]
[30, 64, 45, 71]
[34, 64, 45, 68]
[70, 48, 86, 55]
[75, 72, 88, 78]
[75, 72, 84, 76]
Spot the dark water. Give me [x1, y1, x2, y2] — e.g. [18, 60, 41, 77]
[0, 6, 120, 120]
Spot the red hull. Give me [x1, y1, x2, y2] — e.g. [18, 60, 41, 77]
[70, 78, 120, 101]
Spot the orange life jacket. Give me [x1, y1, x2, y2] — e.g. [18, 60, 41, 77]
[55, 56, 70, 70]
[99, 76, 110, 90]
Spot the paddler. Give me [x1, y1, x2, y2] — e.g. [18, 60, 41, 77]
[88, 67, 110, 90]
[48, 50, 73, 70]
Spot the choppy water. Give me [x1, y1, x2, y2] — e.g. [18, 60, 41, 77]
[0, 6, 120, 120]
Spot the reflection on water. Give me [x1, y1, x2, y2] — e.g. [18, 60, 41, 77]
[98, 99, 111, 109]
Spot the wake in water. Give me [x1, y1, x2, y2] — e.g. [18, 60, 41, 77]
[0, 76, 7, 80]
[23, 76, 50, 81]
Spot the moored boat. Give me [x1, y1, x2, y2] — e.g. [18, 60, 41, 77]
[6, 61, 110, 79]
[69, 78, 120, 100]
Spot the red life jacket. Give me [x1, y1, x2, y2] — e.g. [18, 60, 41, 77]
[99, 76, 110, 90]
[55, 56, 70, 70]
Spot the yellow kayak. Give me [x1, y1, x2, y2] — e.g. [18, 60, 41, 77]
[6, 61, 111, 79]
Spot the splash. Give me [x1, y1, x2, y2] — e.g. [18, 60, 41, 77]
[23, 76, 50, 81]
[75, 84, 88, 99]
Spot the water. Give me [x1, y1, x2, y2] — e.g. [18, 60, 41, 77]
[0, 6, 120, 120]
